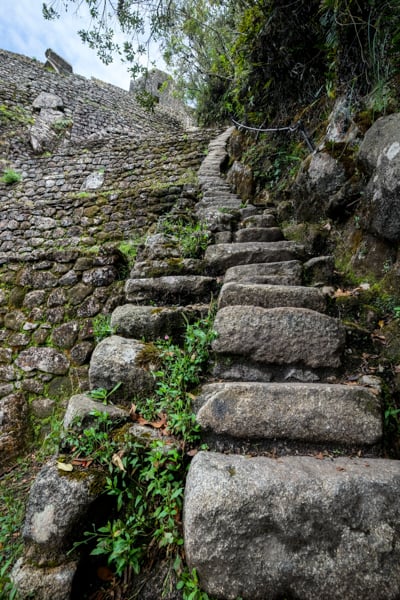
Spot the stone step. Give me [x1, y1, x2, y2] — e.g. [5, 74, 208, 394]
[184, 452, 400, 600]
[205, 241, 305, 274]
[224, 260, 303, 285]
[218, 282, 326, 312]
[233, 227, 284, 243]
[212, 306, 345, 369]
[240, 213, 277, 228]
[125, 275, 218, 304]
[110, 303, 209, 341]
[195, 382, 382, 446]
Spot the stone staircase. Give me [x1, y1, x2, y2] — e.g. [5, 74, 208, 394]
[13, 128, 400, 599]
[182, 129, 400, 600]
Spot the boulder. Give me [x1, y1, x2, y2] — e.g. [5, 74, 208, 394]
[22, 461, 105, 562]
[184, 452, 400, 600]
[358, 113, 400, 175]
[89, 335, 155, 402]
[12, 559, 77, 600]
[226, 160, 254, 200]
[212, 306, 345, 368]
[294, 152, 346, 221]
[358, 114, 400, 241]
[195, 382, 382, 445]
[218, 283, 326, 312]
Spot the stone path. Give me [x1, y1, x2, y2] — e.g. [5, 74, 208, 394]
[183, 129, 400, 600]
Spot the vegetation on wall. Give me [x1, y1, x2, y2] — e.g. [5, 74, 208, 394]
[42, 0, 400, 124]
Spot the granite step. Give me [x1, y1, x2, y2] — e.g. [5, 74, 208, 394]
[212, 306, 345, 369]
[217, 282, 326, 312]
[233, 227, 284, 243]
[239, 213, 277, 228]
[124, 275, 218, 305]
[223, 260, 303, 285]
[194, 382, 382, 447]
[205, 241, 305, 274]
[184, 452, 400, 600]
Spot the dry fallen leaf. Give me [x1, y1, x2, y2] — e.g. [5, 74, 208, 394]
[97, 566, 114, 582]
[57, 462, 73, 472]
[112, 453, 126, 472]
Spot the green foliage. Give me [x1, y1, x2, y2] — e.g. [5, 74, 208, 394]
[157, 217, 210, 259]
[41, 0, 400, 125]
[0, 461, 35, 597]
[65, 311, 216, 593]
[88, 382, 122, 404]
[51, 118, 73, 132]
[1, 169, 22, 185]
[118, 234, 146, 265]
[91, 313, 115, 343]
[0, 103, 34, 125]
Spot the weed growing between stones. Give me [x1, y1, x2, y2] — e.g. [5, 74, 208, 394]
[157, 218, 210, 259]
[64, 310, 217, 598]
[91, 314, 115, 343]
[0, 169, 22, 185]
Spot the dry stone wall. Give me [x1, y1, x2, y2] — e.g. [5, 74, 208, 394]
[0, 49, 213, 473]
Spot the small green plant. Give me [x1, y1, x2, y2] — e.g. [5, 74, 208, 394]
[118, 235, 146, 265]
[394, 306, 400, 319]
[157, 218, 210, 259]
[91, 314, 115, 343]
[1, 169, 22, 185]
[51, 118, 73, 132]
[177, 564, 212, 600]
[88, 382, 122, 404]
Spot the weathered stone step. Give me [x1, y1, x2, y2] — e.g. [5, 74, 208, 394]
[205, 241, 305, 274]
[233, 227, 284, 243]
[195, 382, 382, 446]
[125, 275, 218, 304]
[240, 213, 277, 228]
[184, 452, 400, 600]
[212, 306, 345, 369]
[110, 303, 209, 341]
[224, 260, 303, 285]
[218, 282, 326, 312]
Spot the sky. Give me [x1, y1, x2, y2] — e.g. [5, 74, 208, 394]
[0, 0, 166, 90]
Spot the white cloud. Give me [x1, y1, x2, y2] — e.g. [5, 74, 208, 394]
[0, 0, 167, 89]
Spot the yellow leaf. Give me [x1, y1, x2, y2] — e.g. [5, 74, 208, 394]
[57, 462, 73, 472]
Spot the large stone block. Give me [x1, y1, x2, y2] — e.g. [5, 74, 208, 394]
[184, 452, 400, 600]
[89, 335, 155, 402]
[205, 242, 304, 274]
[195, 382, 382, 445]
[218, 283, 326, 312]
[212, 306, 345, 368]
[22, 461, 104, 562]
[125, 276, 217, 305]
[224, 260, 303, 286]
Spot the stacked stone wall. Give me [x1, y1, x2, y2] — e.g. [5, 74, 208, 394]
[0, 48, 213, 470]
